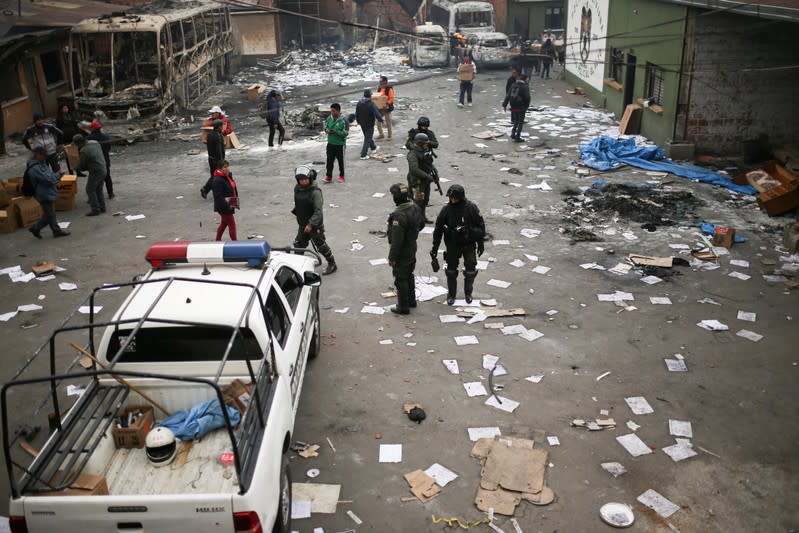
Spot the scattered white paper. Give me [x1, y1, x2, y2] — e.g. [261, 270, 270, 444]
[467, 313, 487, 324]
[625, 396, 654, 415]
[454, 335, 479, 346]
[468, 427, 501, 441]
[728, 271, 751, 281]
[333, 307, 349, 314]
[546, 309, 558, 316]
[58, 221, 71, 229]
[609, 263, 632, 275]
[379, 339, 393, 345]
[369, 258, 389, 266]
[485, 395, 520, 413]
[524, 254, 539, 262]
[520, 229, 542, 239]
[475, 143, 488, 148]
[378, 444, 402, 463]
[347, 510, 363, 525]
[0, 265, 21, 276]
[10, 271, 35, 283]
[58, 282, 78, 291]
[0, 311, 19, 322]
[520, 329, 544, 342]
[601, 462, 627, 477]
[663, 442, 698, 462]
[626, 420, 640, 432]
[669, 243, 690, 250]
[730, 259, 749, 268]
[36, 275, 56, 282]
[476, 260, 489, 270]
[697, 297, 722, 306]
[439, 314, 466, 323]
[425, 463, 458, 487]
[532, 265, 551, 275]
[696, 319, 728, 331]
[616, 433, 653, 457]
[463, 381, 487, 397]
[66, 384, 85, 397]
[372, 192, 386, 198]
[487, 279, 511, 289]
[492, 239, 510, 245]
[78, 306, 103, 314]
[669, 419, 693, 438]
[640, 275, 663, 285]
[124, 214, 146, 221]
[442, 359, 460, 374]
[664, 359, 688, 372]
[547, 436, 560, 446]
[650, 296, 672, 305]
[736, 329, 763, 342]
[352, 215, 368, 222]
[525, 375, 544, 383]
[17, 304, 43, 312]
[509, 259, 525, 268]
[360, 305, 385, 315]
[291, 499, 312, 519]
[737, 310, 756, 322]
[637, 489, 680, 518]
[597, 291, 634, 302]
[500, 324, 527, 335]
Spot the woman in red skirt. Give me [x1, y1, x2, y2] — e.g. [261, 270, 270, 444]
[211, 160, 239, 240]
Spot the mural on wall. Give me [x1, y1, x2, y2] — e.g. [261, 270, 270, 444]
[565, 0, 607, 91]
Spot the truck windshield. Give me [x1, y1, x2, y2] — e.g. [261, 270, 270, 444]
[106, 327, 263, 363]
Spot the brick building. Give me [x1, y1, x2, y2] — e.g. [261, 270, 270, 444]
[563, 0, 799, 157]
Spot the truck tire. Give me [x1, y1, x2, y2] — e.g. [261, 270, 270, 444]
[308, 308, 321, 360]
[273, 455, 291, 533]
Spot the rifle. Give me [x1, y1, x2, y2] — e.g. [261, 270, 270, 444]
[426, 148, 443, 195]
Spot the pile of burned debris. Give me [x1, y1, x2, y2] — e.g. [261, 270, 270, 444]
[561, 183, 705, 229]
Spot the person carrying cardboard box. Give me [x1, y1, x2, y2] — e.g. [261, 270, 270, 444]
[376, 76, 395, 141]
[26, 147, 70, 239]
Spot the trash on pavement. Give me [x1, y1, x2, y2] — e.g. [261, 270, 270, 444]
[616, 433, 653, 457]
[624, 396, 654, 415]
[292, 483, 341, 514]
[637, 489, 680, 518]
[600, 462, 627, 477]
[599, 502, 635, 528]
[404, 469, 440, 502]
[378, 444, 402, 463]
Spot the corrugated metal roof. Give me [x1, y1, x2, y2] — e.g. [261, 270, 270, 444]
[73, 1, 227, 33]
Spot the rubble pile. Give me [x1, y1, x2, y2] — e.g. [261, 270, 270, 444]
[232, 45, 412, 93]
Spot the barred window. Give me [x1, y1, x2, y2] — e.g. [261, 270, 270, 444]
[644, 63, 665, 106]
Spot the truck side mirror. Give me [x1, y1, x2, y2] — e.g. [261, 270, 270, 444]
[303, 271, 321, 287]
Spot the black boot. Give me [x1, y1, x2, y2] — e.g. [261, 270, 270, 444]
[464, 270, 477, 304]
[391, 277, 410, 314]
[323, 262, 337, 275]
[445, 269, 458, 306]
[408, 274, 417, 308]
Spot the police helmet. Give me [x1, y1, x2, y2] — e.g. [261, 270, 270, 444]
[145, 427, 177, 467]
[390, 183, 410, 205]
[417, 116, 430, 128]
[414, 132, 429, 145]
[446, 184, 466, 201]
[295, 164, 317, 183]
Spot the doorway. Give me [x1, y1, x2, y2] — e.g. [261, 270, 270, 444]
[623, 53, 636, 107]
[22, 59, 44, 116]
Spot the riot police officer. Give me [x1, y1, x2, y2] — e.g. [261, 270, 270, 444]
[431, 184, 486, 305]
[387, 183, 425, 314]
[292, 165, 337, 275]
[404, 117, 439, 152]
[406, 132, 439, 224]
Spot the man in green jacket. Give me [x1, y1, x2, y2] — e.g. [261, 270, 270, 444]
[387, 183, 424, 314]
[324, 103, 348, 183]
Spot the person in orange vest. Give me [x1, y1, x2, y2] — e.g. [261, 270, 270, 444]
[376, 76, 395, 141]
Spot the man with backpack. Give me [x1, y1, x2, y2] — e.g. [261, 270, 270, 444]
[25, 147, 70, 239]
[503, 74, 531, 142]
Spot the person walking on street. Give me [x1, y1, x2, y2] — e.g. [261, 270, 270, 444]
[406, 133, 438, 223]
[23, 113, 64, 172]
[73, 134, 107, 216]
[541, 38, 555, 79]
[87, 119, 114, 198]
[376, 76, 395, 141]
[201, 119, 226, 198]
[324, 103, 348, 183]
[26, 147, 70, 239]
[456, 56, 477, 107]
[355, 90, 384, 160]
[292, 165, 337, 275]
[211, 160, 238, 241]
[265, 90, 285, 148]
[431, 184, 486, 305]
[387, 183, 424, 314]
[404, 117, 439, 152]
[503, 74, 531, 141]
[506, 67, 520, 96]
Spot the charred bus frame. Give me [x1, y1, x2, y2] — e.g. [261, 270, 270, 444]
[69, 2, 233, 118]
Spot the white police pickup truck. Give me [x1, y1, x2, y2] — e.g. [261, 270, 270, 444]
[2, 240, 322, 533]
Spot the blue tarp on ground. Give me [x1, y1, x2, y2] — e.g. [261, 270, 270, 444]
[159, 398, 241, 441]
[579, 136, 757, 195]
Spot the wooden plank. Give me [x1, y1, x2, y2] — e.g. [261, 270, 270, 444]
[619, 104, 642, 135]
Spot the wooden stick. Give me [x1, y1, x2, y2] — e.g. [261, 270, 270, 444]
[19, 440, 40, 458]
[69, 343, 171, 416]
[326, 436, 336, 453]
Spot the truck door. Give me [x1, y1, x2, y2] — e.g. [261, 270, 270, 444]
[263, 282, 305, 406]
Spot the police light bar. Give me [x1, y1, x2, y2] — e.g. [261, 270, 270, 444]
[145, 241, 271, 268]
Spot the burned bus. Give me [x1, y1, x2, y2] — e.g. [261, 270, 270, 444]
[69, 1, 233, 118]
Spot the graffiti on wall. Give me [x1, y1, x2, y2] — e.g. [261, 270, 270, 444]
[565, 0, 607, 91]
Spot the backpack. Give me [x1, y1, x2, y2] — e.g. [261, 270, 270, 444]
[22, 165, 36, 197]
[509, 83, 523, 106]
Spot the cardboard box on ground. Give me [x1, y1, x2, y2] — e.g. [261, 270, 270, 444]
[0, 209, 18, 233]
[12, 197, 42, 227]
[247, 84, 265, 101]
[734, 161, 799, 216]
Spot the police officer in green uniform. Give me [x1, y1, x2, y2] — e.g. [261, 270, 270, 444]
[292, 164, 337, 275]
[404, 117, 439, 152]
[431, 184, 486, 305]
[406, 133, 438, 224]
[387, 183, 425, 314]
